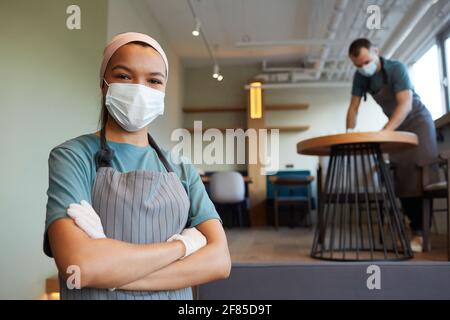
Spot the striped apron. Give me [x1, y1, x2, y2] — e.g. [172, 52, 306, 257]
[59, 133, 193, 299]
[364, 57, 440, 197]
[371, 77, 440, 198]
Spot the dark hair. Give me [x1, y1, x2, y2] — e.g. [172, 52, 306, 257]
[95, 94, 115, 169]
[348, 38, 372, 57]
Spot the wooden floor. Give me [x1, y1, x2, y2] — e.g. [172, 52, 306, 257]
[225, 227, 449, 262]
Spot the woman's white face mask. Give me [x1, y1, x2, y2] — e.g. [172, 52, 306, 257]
[104, 79, 165, 132]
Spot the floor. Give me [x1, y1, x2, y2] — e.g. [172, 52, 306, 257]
[225, 226, 449, 262]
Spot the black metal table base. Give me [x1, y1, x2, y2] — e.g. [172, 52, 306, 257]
[311, 143, 413, 261]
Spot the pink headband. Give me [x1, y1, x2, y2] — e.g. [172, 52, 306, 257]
[99, 32, 169, 88]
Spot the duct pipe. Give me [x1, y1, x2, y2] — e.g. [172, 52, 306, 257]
[382, 0, 439, 58]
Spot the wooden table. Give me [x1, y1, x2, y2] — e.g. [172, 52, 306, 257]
[268, 175, 315, 184]
[201, 175, 253, 184]
[298, 131, 418, 261]
[297, 131, 418, 156]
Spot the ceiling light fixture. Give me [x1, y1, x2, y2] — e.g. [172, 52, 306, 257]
[212, 64, 219, 78]
[192, 19, 201, 37]
[187, 0, 223, 83]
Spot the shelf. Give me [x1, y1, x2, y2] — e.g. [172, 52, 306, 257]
[183, 106, 245, 113]
[185, 125, 310, 133]
[266, 125, 310, 132]
[186, 127, 246, 133]
[266, 104, 309, 111]
[435, 112, 450, 129]
[183, 104, 309, 113]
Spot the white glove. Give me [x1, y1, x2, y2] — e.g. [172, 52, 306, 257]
[166, 227, 207, 259]
[67, 200, 106, 239]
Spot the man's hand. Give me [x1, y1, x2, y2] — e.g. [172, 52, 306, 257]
[382, 89, 413, 131]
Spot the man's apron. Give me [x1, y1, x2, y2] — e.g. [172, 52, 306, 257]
[59, 133, 193, 299]
[366, 58, 440, 198]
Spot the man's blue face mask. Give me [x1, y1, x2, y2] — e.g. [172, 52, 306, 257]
[357, 56, 379, 77]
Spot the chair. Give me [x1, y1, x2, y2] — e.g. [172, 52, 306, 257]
[269, 175, 314, 230]
[209, 171, 247, 227]
[419, 151, 450, 260]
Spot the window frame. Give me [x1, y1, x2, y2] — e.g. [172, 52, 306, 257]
[437, 24, 450, 113]
[411, 42, 445, 120]
[411, 22, 450, 119]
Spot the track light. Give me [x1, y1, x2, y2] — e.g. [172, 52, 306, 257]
[212, 64, 219, 78]
[187, 0, 220, 83]
[192, 19, 201, 36]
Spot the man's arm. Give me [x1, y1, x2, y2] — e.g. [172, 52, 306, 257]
[119, 219, 231, 291]
[382, 89, 413, 131]
[48, 218, 185, 289]
[346, 95, 362, 130]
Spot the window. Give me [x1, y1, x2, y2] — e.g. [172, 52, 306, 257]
[412, 45, 445, 120]
[445, 37, 450, 108]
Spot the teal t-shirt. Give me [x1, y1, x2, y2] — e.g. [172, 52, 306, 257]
[44, 133, 221, 235]
[351, 58, 417, 98]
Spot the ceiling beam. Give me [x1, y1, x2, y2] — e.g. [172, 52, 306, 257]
[235, 39, 343, 48]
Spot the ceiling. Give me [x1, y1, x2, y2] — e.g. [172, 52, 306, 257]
[144, 0, 444, 81]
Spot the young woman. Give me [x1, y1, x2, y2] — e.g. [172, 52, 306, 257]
[43, 32, 231, 300]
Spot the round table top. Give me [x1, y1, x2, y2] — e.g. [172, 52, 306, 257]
[297, 131, 418, 156]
